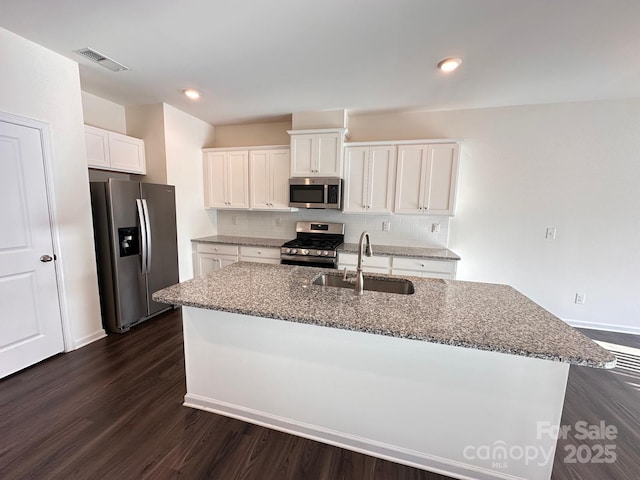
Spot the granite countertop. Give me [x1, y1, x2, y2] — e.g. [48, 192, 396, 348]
[153, 262, 615, 369]
[191, 235, 285, 248]
[339, 243, 460, 261]
[192, 235, 460, 261]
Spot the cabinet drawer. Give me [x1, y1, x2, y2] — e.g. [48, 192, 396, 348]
[391, 269, 454, 280]
[239, 246, 281, 260]
[338, 264, 389, 275]
[391, 257, 456, 274]
[196, 243, 239, 256]
[338, 253, 391, 268]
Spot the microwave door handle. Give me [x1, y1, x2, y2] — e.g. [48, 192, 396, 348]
[324, 184, 328, 207]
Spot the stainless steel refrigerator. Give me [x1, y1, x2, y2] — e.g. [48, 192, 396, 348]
[90, 179, 179, 333]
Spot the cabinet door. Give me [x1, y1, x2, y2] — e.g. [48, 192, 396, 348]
[394, 145, 428, 214]
[270, 149, 291, 209]
[343, 147, 368, 212]
[227, 151, 249, 208]
[108, 132, 146, 174]
[219, 257, 237, 268]
[290, 134, 315, 176]
[316, 133, 342, 177]
[425, 144, 458, 215]
[196, 252, 238, 276]
[85, 125, 110, 169]
[249, 150, 270, 209]
[368, 146, 396, 213]
[204, 152, 227, 208]
[197, 253, 221, 276]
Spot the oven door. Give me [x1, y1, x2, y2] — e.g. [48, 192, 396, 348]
[281, 254, 337, 269]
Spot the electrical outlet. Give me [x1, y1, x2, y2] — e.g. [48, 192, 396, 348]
[545, 227, 556, 240]
[273, 217, 282, 227]
[431, 223, 441, 233]
[232, 215, 239, 225]
[382, 221, 391, 232]
[575, 292, 586, 305]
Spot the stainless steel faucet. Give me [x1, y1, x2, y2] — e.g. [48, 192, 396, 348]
[354, 231, 373, 295]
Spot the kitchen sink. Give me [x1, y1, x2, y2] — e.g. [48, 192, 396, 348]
[313, 273, 415, 295]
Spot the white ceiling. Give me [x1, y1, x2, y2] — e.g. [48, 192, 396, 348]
[1, 0, 639, 126]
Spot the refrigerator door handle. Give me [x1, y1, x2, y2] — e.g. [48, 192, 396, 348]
[142, 199, 152, 274]
[136, 199, 147, 274]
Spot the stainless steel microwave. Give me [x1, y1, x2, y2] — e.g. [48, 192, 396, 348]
[289, 177, 342, 209]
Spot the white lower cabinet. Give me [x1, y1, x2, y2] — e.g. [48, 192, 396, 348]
[337, 253, 391, 274]
[391, 257, 457, 279]
[338, 252, 457, 279]
[193, 243, 283, 276]
[194, 243, 239, 277]
[239, 246, 281, 264]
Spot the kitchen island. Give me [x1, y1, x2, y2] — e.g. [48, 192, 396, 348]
[153, 262, 614, 480]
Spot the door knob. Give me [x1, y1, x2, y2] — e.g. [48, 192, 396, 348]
[40, 255, 53, 262]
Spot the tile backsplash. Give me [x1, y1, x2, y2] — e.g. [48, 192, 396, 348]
[217, 210, 450, 247]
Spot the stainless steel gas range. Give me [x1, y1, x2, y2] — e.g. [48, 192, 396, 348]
[280, 222, 344, 268]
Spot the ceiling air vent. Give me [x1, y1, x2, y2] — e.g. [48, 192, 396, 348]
[73, 48, 130, 72]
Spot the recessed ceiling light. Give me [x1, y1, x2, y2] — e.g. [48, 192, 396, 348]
[183, 88, 201, 100]
[437, 57, 462, 72]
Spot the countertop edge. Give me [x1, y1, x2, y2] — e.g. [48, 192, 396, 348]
[154, 291, 613, 369]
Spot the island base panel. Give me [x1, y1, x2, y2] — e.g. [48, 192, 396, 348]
[182, 306, 569, 480]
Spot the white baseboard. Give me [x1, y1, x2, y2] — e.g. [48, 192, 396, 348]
[562, 319, 640, 336]
[184, 393, 524, 480]
[72, 329, 107, 350]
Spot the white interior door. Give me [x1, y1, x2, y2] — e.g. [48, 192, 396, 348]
[0, 119, 64, 379]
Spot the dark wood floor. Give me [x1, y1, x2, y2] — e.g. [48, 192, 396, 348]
[1, 309, 638, 479]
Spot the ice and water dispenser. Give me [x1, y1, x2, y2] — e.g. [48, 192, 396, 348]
[118, 227, 139, 257]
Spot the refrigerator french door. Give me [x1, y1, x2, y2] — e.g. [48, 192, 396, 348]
[90, 179, 179, 333]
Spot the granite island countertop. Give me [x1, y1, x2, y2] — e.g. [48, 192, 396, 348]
[153, 262, 614, 368]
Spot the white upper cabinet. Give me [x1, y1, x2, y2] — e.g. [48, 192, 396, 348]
[85, 125, 146, 174]
[203, 150, 249, 209]
[249, 148, 291, 210]
[85, 126, 110, 169]
[394, 143, 459, 215]
[289, 129, 346, 177]
[343, 145, 396, 213]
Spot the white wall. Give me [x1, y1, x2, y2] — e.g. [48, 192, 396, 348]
[81, 91, 127, 133]
[0, 27, 104, 347]
[163, 104, 217, 280]
[348, 100, 640, 333]
[125, 103, 167, 184]
[214, 120, 291, 147]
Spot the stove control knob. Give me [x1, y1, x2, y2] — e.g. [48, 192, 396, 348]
[290, 249, 297, 254]
[322, 250, 329, 256]
[283, 248, 290, 254]
[301, 249, 309, 255]
[315, 250, 322, 256]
